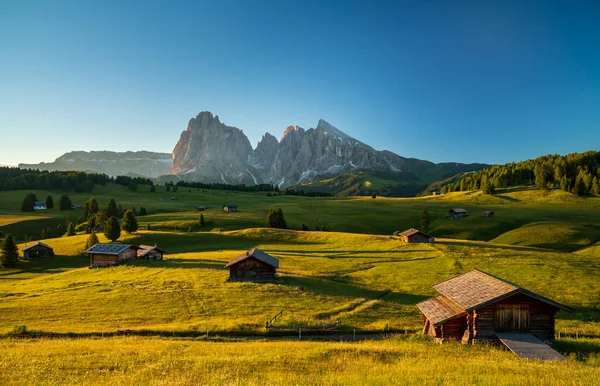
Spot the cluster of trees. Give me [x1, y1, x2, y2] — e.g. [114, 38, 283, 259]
[115, 175, 153, 192]
[174, 180, 278, 192]
[0, 167, 110, 192]
[282, 188, 333, 197]
[440, 151, 600, 196]
[1, 233, 19, 268]
[266, 208, 287, 229]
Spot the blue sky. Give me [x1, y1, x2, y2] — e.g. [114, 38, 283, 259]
[1, 0, 599, 166]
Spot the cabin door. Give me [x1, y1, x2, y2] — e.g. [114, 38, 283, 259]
[495, 304, 530, 332]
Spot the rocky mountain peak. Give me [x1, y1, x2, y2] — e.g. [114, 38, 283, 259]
[280, 125, 305, 142]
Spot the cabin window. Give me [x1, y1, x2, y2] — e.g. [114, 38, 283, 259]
[495, 304, 530, 332]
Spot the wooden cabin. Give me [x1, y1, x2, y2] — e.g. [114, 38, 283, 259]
[396, 228, 435, 243]
[196, 206, 206, 211]
[483, 211, 494, 217]
[417, 270, 572, 345]
[22, 242, 54, 259]
[85, 243, 140, 268]
[71, 204, 83, 209]
[449, 208, 467, 219]
[137, 245, 165, 260]
[223, 205, 238, 212]
[225, 248, 279, 282]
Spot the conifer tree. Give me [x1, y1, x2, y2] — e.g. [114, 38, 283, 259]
[104, 216, 121, 242]
[266, 208, 277, 228]
[45, 195, 54, 209]
[121, 210, 138, 234]
[107, 199, 118, 218]
[277, 208, 287, 229]
[1, 234, 19, 268]
[59, 194, 72, 211]
[420, 209, 430, 234]
[85, 232, 99, 250]
[21, 193, 38, 212]
[150, 185, 156, 193]
[139, 207, 147, 216]
[66, 222, 76, 236]
[200, 213, 205, 227]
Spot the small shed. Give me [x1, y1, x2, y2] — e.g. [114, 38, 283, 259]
[33, 202, 47, 210]
[71, 204, 83, 209]
[432, 190, 441, 196]
[483, 211, 494, 217]
[170, 197, 178, 200]
[223, 205, 238, 212]
[137, 245, 166, 260]
[417, 269, 572, 345]
[22, 242, 54, 259]
[196, 206, 206, 211]
[449, 208, 467, 219]
[225, 248, 279, 282]
[396, 228, 434, 243]
[85, 243, 140, 268]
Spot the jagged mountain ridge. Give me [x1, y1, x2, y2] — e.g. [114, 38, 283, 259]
[19, 150, 172, 178]
[171, 111, 488, 190]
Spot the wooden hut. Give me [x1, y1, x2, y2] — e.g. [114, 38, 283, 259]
[85, 243, 140, 268]
[22, 242, 54, 259]
[223, 205, 238, 212]
[417, 269, 572, 345]
[225, 248, 279, 282]
[396, 228, 435, 243]
[33, 202, 47, 210]
[449, 208, 467, 219]
[196, 206, 206, 211]
[137, 245, 165, 260]
[483, 211, 494, 217]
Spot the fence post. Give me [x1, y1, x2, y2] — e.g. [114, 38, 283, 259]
[299, 328, 302, 340]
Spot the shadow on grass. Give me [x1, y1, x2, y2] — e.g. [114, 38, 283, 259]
[0, 255, 88, 277]
[435, 240, 559, 253]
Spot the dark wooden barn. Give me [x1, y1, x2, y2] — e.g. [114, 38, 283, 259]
[225, 248, 279, 282]
[22, 242, 54, 259]
[483, 211, 494, 217]
[417, 270, 572, 345]
[449, 208, 467, 219]
[396, 228, 435, 243]
[223, 205, 238, 212]
[137, 245, 166, 260]
[85, 243, 140, 268]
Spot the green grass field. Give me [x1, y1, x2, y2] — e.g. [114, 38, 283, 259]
[1, 184, 600, 383]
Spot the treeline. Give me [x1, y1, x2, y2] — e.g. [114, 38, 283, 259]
[114, 175, 154, 190]
[174, 181, 278, 192]
[0, 167, 109, 192]
[440, 151, 600, 196]
[282, 188, 333, 197]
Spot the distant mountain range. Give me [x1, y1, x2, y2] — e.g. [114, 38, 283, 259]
[18, 111, 489, 196]
[19, 151, 172, 178]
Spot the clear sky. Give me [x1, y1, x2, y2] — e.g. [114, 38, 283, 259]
[1, 0, 599, 166]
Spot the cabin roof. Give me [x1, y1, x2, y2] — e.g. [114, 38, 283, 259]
[397, 228, 432, 238]
[137, 245, 166, 257]
[431, 269, 572, 315]
[483, 210, 494, 214]
[84, 243, 140, 255]
[22, 241, 53, 251]
[34, 202, 46, 206]
[416, 296, 467, 326]
[225, 248, 279, 268]
[223, 204, 238, 207]
[450, 208, 467, 213]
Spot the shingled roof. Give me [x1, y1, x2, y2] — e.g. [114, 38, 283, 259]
[397, 228, 432, 238]
[22, 242, 53, 251]
[225, 248, 279, 268]
[417, 269, 572, 326]
[84, 243, 139, 255]
[137, 245, 166, 257]
[450, 208, 467, 213]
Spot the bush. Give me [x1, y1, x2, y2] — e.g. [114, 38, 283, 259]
[10, 325, 28, 335]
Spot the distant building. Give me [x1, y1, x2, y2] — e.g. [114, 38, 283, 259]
[449, 208, 467, 219]
[71, 204, 83, 209]
[417, 269, 572, 345]
[196, 206, 206, 211]
[85, 243, 140, 268]
[396, 228, 435, 243]
[137, 245, 165, 260]
[223, 205, 238, 212]
[22, 242, 54, 259]
[33, 202, 47, 210]
[170, 197, 178, 200]
[432, 190, 441, 196]
[483, 211, 494, 217]
[225, 248, 279, 282]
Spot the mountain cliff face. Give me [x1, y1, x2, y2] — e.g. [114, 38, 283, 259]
[170, 111, 488, 191]
[19, 151, 172, 178]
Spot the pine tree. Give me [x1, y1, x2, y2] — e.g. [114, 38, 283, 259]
[266, 208, 277, 228]
[95, 211, 107, 227]
[277, 208, 287, 229]
[200, 213, 205, 227]
[150, 185, 156, 193]
[166, 184, 171, 192]
[66, 222, 76, 236]
[21, 193, 38, 212]
[1, 234, 19, 267]
[87, 198, 99, 215]
[107, 199, 118, 218]
[420, 209, 430, 234]
[45, 195, 54, 209]
[592, 177, 600, 196]
[84, 232, 99, 250]
[117, 204, 124, 218]
[139, 207, 147, 216]
[104, 216, 121, 242]
[59, 194, 72, 211]
[121, 210, 138, 234]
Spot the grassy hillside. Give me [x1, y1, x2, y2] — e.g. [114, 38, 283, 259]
[491, 222, 600, 252]
[1, 336, 598, 385]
